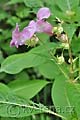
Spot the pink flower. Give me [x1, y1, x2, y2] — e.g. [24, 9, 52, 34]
[36, 7, 53, 36]
[10, 7, 53, 47]
[27, 20, 37, 37]
[10, 20, 36, 48]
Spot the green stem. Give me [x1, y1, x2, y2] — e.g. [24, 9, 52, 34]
[0, 100, 65, 119]
[74, 74, 80, 82]
[75, 57, 80, 82]
[68, 39, 74, 81]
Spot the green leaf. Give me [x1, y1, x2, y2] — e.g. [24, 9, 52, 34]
[37, 60, 60, 79]
[7, 16, 21, 26]
[0, 117, 31, 120]
[8, 79, 49, 99]
[63, 23, 77, 40]
[51, 75, 72, 119]
[23, 0, 43, 8]
[48, 0, 79, 22]
[0, 40, 17, 55]
[0, 83, 10, 93]
[52, 73, 80, 119]
[48, 0, 68, 21]
[55, 0, 79, 12]
[0, 83, 46, 117]
[15, 71, 29, 80]
[0, 52, 46, 74]
[73, 7, 80, 22]
[0, 51, 4, 64]
[16, 7, 30, 18]
[7, 0, 23, 5]
[0, 43, 58, 74]
[0, 96, 44, 117]
[0, 10, 8, 20]
[66, 83, 80, 118]
[71, 37, 80, 54]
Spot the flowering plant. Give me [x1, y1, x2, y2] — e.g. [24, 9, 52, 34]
[0, 0, 80, 120]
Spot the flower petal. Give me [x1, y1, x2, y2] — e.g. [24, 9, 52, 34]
[10, 21, 36, 47]
[36, 20, 53, 36]
[27, 20, 37, 37]
[37, 7, 51, 20]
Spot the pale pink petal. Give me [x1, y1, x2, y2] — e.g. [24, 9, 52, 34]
[28, 20, 36, 31]
[37, 7, 51, 20]
[27, 20, 37, 38]
[36, 20, 53, 36]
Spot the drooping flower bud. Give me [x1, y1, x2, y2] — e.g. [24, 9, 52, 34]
[57, 34, 68, 43]
[57, 54, 65, 64]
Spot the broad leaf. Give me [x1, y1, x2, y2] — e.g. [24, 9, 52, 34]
[37, 60, 60, 79]
[0, 83, 46, 117]
[0, 83, 60, 118]
[52, 73, 80, 119]
[0, 117, 31, 120]
[52, 75, 72, 119]
[8, 79, 49, 99]
[66, 83, 80, 118]
[7, 0, 23, 5]
[55, 0, 79, 12]
[24, 0, 43, 8]
[0, 43, 58, 74]
[63, 23, 77, 40]
[0, 83, 10, 93]
[71, 37, 80, 54]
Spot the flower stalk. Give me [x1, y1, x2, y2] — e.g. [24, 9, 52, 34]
[68, 39, 74, 81]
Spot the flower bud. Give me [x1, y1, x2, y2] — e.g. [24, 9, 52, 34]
[25, 34, 39, 47]
[57, 25, 63, 34]
[57, 54, 65, 64]
[53, 27, 58, 33]
[57, 34, 68, 43]
[61, 43, 69, 49]
[66, 10, 75, 16]
[53, 25, 63, 35]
